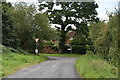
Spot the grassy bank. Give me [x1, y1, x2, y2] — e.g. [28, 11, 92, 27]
[1, 46, 48, 78]
[76, 54, 118, 78]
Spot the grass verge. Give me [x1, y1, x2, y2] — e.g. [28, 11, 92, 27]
[39, 53, 82, 58]
[76, 54, 118, 78]
[1, 46, 48, 78]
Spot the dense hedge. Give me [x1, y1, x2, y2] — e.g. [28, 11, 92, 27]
[72, 45, 86, 54]
[89, 12, 119, 67]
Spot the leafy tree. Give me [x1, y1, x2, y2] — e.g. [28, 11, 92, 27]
[2, 2, 20, 48]
[10, 2, 58, 53]
[11, 2, 37, 52]
[32, 13, 59, 52]
[33, 13, 53, 40]
[89, 11, 119, 66]
[39, 2, 99, 53]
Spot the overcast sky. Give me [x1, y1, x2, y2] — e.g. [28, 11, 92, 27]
[6, 0, 119, 21]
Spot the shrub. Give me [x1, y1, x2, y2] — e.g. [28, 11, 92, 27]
[72, 45, 86, 54]
[70, 37, 87, 54]
[89, 11, 119, 67]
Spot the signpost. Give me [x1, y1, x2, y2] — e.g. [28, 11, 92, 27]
[67, 37, 73, 53]
[34, 38, 39, 54]
[35, 49, 38, 53]
[68, 46, 72, 53]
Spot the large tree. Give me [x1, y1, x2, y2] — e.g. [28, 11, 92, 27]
[39, 2, 99, 53]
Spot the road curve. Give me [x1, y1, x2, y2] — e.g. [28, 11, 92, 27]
[6, 56, 80, 78]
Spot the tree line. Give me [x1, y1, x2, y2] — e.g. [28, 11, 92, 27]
[2, 2, 58, 53]
[2, 1, 99, 53]
[89, 10, 119, 67]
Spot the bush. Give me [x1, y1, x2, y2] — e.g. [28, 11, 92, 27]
[70, 37, 88, 54]
[42, 41, 59, 54]
[86, 45, 94, 51]
[72, 45, 86, 54]
[89, 11, 119, 67]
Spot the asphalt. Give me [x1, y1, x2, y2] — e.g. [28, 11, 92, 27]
[6, 56, 80, 78]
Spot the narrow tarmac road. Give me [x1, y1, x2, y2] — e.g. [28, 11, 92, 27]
[6, 56, 80, 78]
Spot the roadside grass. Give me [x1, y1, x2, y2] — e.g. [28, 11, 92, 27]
[39, 53, 82, 58]
[1, 46, 48, 78]
[76, 54, 118, 78]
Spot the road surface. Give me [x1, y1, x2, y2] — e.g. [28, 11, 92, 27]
[6, 56, 80, 78]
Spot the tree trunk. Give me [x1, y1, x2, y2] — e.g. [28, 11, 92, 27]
[59, 29, 67, 53]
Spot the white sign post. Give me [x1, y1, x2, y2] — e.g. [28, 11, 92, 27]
[34, 38, 39, 54]
[68, 46, 72, 53]
[35, 49, 38, 53]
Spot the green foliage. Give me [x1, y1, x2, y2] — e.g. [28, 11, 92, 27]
[2, 2, 20, 48]
[89, 11, 119, 67]
[71, 38, 86, 54]
[86, 45, 94, 51]
[33, 13, 50, 39]
[11, 2, 37, 52]
[40, 53, 82, 58]
[39, 2, 99, 53]
[72, 45, 86, 54]
[2, 2, 58, 53]
[43, 41, 56, 46]
[71, 37, 86, 45]
[76, 54, 118, 78]
[71, 36, 94, 54]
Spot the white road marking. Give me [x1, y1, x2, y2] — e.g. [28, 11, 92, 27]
[52, 61, 59, 68]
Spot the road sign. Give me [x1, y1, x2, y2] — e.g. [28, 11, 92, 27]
[35, 49, 38, 53]
[68, 48, 71, 50]
[34, 38, 39, 42]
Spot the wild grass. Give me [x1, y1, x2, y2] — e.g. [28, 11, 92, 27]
[76, 54, 118, 78]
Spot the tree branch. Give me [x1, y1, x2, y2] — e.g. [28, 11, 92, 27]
[55, 26, 60, 31]
[65, 26, 75, 33]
